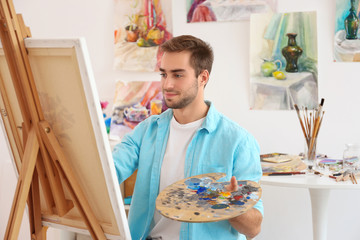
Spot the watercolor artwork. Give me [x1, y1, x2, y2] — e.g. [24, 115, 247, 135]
[109, 81, 167, 140]
[260, 153, 307, 173]
[334, 0, 360, 62]
[156, 173, 261, 222]
[249, 11, 318, 110]
[186, 0, 277, 23]
[114, 0, 173, 71]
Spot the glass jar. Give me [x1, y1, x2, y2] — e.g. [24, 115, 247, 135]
[343, 143, 360, 170]
[304, 140, 317, 172]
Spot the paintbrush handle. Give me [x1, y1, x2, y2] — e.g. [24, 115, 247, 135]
[263, 172, 305, 176]
[294, 105, 308, 141]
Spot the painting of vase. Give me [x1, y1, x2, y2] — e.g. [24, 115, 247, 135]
[249, 11, 318, 110]
[114, 0, 173, 71]
[186, 0, 277, 23]
[334, 0, 360, 62]
[109, 81, 167, 140]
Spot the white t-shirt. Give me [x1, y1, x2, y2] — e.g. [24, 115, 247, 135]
[149, 116, 205, 240]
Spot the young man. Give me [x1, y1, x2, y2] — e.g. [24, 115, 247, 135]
[113, 35, 263, 240]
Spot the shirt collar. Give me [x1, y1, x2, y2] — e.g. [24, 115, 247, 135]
[200, 100, 220, 133]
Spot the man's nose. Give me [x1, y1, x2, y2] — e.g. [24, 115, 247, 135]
[163, 77, 175, 90]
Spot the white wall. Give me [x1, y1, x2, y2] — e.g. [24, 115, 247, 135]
[1, 0, 360, 239]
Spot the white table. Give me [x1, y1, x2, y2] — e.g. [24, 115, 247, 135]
[261, 174, 360, 240]
[334, 30, 360, 62]
[251, 71, 317, 110]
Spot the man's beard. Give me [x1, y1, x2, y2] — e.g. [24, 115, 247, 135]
[163, 79, 198, 109]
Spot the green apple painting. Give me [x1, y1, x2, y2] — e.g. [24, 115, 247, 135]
[249, 11, 318, 110]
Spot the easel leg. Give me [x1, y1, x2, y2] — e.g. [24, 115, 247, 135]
[5, 127, 39, 240]
[39, 121, 106, 240]
[30, 167, 44, 240]
[24, 123, 49, 240]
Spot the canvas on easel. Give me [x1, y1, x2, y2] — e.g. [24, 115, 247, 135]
[0, 1, 131, 238]
[0, 38, 131, 239]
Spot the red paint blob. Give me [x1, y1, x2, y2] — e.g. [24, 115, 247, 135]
[234, 195, 243, 200]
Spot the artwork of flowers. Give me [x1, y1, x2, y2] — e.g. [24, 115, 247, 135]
[186, 0, 277, 23]
[114, 0, 173, 71]
[249, 11, 318, 110]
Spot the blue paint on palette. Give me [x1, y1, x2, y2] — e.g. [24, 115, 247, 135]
[183, 177, 259, 211]
[231, 201, 245, 206]
[197, 186, 207, 193]
[199, 197, 213, 200]
[211, 204, 229, 209]
[185, 178, 202, 190]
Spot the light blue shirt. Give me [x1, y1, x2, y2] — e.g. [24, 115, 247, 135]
[113, 102, 263, 240]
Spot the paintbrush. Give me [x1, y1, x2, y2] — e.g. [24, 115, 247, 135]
[351, 172, 357, 184]
[304, 107, 310, 139]
[309, 100, 325, 159]
[354, 174, 358, 184]
[315, 111, 325, 139]
[350, 173, 354, 184]
[329, 175, 336, 180]
[316, 98, 325, 119]
[263, 171, 305, 176]
[294, 104, 307, 141]
[294, 99, 325, 163]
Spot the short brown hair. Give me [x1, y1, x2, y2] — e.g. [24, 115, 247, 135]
[161, 35, 214, 77]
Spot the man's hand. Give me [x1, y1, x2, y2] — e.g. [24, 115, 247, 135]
[226, 176, 263, 239]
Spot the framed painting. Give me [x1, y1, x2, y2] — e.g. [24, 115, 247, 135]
[109, 80, 166, 141]
[114, 0, 173, 71]
[334, 0, 360, 62]
[249, 11, 318, 110]
[186, 0, 277, 23]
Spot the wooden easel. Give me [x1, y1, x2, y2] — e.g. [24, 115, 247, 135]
[0, 1, 106, 239]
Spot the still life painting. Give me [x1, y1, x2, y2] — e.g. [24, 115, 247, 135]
[334, 0, 360, 62]
[186, 0, 277, 23]
[109, 81, 166, 140]
[114, 0, 173, 71]
[249, 11, 318, 110]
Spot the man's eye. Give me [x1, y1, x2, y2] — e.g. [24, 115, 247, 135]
[160, 73, 166, 78]
[175, 74, 182, 78]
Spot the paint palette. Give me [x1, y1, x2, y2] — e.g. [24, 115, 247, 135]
[155, 173, 262, 223]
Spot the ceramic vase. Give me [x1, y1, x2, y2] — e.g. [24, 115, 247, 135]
[345, 0, 359, 40]
[281, 33, 303, 73]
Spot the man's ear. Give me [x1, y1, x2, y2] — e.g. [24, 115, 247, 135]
[199, 69, 209, 87]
